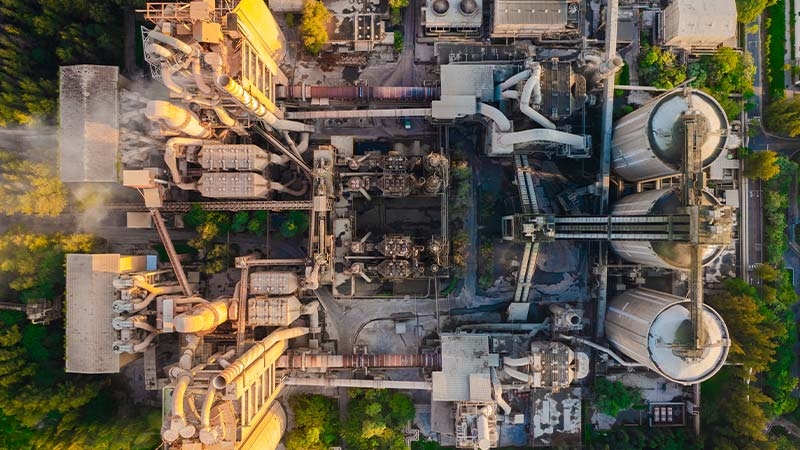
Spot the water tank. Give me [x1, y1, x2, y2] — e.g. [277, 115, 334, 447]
[459, 0, 478, 15]
[605, 288, 730, 385]
[611, 89, 729, 181]
[610, 188, 725, 269]
[432, 0, 449, 15]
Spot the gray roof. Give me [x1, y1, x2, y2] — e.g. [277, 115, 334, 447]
[432, 334, 494, 401]
[493, 0, 568, 36]
[65, 254, 147, 373]
[663, 0, 736, 49]
[59, 65, 120, 183]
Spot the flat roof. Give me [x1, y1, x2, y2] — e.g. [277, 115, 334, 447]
[432, 334, 494, 401]
[493, 0, 568, 35]
[59, 65, 119, 183]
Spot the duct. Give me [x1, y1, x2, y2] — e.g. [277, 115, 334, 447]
[192, 57, 212, 95]
[477, 103, 511, 132]
[212, 327, 310, 389]
[284, 377, 432, 390]
[559, 334, 644, 368]
[113, 283, 184, 313]
[179, 334, 200, 370]
[174, 298, 231, 334]
[502, 356, 531, 367]
[296, 132, 310, 154]
[286, 108, 432, 120]
[160, 63, 193, 101]
[212, 106, 237, 128]
[476, 405, 493, 450]
[302, 300, 321, 333]
[197, 347, 236, 440]
[498, 129, 589, 149]
[146, 43, 174, 60]
[132, 331, 159, 352]
[458, 323, 549, 335]
[498, 69, 531, 91]
[215, 75, 314, 133]
[501, 90, 519, 100]
[146, 100, 213, 138]
[489, 368, 512, 415]
[164, 137, 218, 184]
[583, 53, 603, 65]
[504, 366, 535, 384]
[163, 371, 194, 443]
[519, 63, 555, 130]
[148, 30, 195, 57]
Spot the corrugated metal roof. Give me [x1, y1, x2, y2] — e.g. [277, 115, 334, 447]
[59, 65, 119, 183]
[440, 65, 495, 101]
[493, 0, 568, 35]
[663, 0, 736, 49]
[432, 334, 492, 401]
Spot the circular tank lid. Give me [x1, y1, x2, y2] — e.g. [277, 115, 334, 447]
[459, 0, 479, 15]
[647, 89, 729, 168]
[432, 0, 449, 15]
[647, 303, 730, 384]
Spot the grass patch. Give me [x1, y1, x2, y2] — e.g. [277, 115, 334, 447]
[614, 63, 630, 97]
[765, 0, 787, 101]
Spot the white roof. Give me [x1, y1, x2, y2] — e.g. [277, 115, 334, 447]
[432, 334, 493, 401]
[663, 0, 736, 49]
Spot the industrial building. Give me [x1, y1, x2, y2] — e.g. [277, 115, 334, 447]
[54, 0, 747, 448]
[659, 0, 737, 52]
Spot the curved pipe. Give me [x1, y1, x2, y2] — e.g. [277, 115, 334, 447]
[160, 63, 193, 101]
[215, 75, 314, 133]
[132, 331, 159, 352]
[174, 298, 230, 334]
[498, 69, 531, 91]
[132, 284, 184, 312]
[148, 30, 195, 56]
[212, 327, 310, 389]
[164, 137, 218, 184]
[477, 103, 511, 132]
[504, 366, 535, 384]
[519, 63, 555, 129]
[273, 180, 308, 197]
[489, 368, 512, 415]
[295, 132, 310, 154]
[146, 101, 213, 138]
[192, 56, 212, 95]
[179, 334, 200, 370]
[502, 356, 531, 367]
[498, 129, 589, 149]
[558, 334, 644, 367]
[501, 90, 519, 100]
[302, 300, 321, 333]
[146, 43, 174, 60]
[163, 371, 193, 443]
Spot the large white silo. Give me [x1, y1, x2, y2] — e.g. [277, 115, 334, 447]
[611, 88, 730, 181]
[610, 188, 726, 269]
[605, 288, 730, 385]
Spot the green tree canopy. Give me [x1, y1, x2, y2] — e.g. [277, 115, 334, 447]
[342, 389, 415, 450]
[743, 150, 781, 180]
[300, 0, 331, 55]
[0, 151, 67, 216]
[638, 44, 686, 89]
[286, 394, 339, 450]
[736, 0, 777, 23]
[592, 378, 642, 417]
[766, 97, 800, 137]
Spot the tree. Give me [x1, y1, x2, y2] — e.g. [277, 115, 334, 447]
[286, 394, 339, 450]
[638, 44, 686, 89]
[754, 264, 781, 282]
[389, 0, 409, 8]
[736, 0, 774, 24]
[766, 97, 800, 137]
[342, 389, 415, 450]
[280, 210, 309, 238]
[300, 0, 331, 55]
[743, 150, 780, 180]
[0, 151, 66, 216]
[592, 379, 642, 417]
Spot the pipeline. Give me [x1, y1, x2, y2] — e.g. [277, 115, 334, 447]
[477, 103, 511, 132]
[558, 334, 644, 367]
[498, 129, 589, 149]
[174, 298, 232, 334]
[273, 178, 308, 197]
[519, 63, 555, 130]
[502, 356, 532, 367]
[212, 327, 310, 389]
[192, 56, 212, 95]
[284, 377, 432, 390]
[162, 371, 193, 443]
[302, 300, 321, 334]
[285, 108, 432, 120]
[160, 63, 193, 101]
[179, 334, 200, 371]
[281, 84, 440, 101]
[277, 352, 441, 370]
[198, 347, 237, 438]
[148, 30, 195, 57]
[498, 69, 531, 91]
[146, 43, 173, 60]
[215, 75, 314, 133]
[146, 101, 213, 138]
[504, 366, 535, 384]
[501, 90, 519, 100]
[164, 137, 219, 184]
[457, 322, 549, 334]
[489, 368, 512, 415]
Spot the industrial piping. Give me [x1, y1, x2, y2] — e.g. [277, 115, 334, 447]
[477, 103, 511, 132]
[284, 377, 432, 390]
[498, 129, 589, 149]
[215, 75, 314, 133]
[559, 334, 644, 368]
[146, 101, 213, 138]
[518, 63, 555, 130]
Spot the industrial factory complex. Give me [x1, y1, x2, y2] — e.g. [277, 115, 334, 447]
[56, 0, 745, 448]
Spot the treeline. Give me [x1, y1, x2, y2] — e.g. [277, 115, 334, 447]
[0, 0, 143, 126]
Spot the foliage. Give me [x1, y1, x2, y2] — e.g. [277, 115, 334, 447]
[0, 0, 142, 125]
[477, 241, 494, 290]
[592, 378, 642, 417]
[0, 230, 97, 302]
[688, 47, 756, 117]
[393, 30, 404, 52]
[451, 230, 469, 269]
[201, 243, 232, 275]
[759, 156, 797, 265]
[765, 97, 800, 137]
[744, 150, 780, 180]
[765, 0, 787, 100]
[450, 159, 472, 217]
[588, 426, 701, 450]
[342, 389, 415, 450]
[0, 151, 67, 216]
[286, 12, 296, 27]
[638, 44, 686, 89]
[389, 0, 409, 8]
[286, 394, 339, 450]
[390, 7, 402, 26]
[614, 62, 629, 97]
[737, 0, 778, 23]
[300, 0, 331, 55]
[280, 210, 309, 238]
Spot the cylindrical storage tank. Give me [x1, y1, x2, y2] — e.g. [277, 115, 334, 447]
[197, 172, 270, 198]
[611, 89, 729, 181]
[610, 188, 726, 269]
[605, 288, 730, 385]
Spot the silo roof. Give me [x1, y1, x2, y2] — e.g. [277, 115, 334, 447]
[648, 303, 730, 384]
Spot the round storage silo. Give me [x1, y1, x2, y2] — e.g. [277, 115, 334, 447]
[610, 188, 726, 269]
[611, 88, 729, 181]
[605, 288, 730, 385]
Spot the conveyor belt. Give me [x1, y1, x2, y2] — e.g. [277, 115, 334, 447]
[106, 201, 313, 212]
